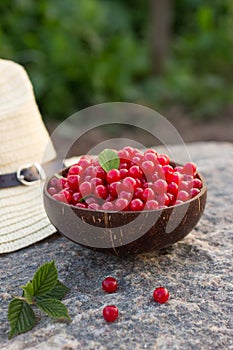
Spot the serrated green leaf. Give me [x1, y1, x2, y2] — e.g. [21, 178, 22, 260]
[21, 281, 34, 304]
[8, 299, 36, 339]
[36, 299, 71, 320]
[31, 261, 58, 296]
[35, 280, 70, 301]
[98, 149, 120, 172]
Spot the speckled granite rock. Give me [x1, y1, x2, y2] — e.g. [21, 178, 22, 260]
[0, 142, 232, 350]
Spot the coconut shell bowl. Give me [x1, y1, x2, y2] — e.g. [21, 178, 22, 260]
[43, 163, 207, 256]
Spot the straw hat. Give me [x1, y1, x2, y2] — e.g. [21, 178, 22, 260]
[0, 59, 61, 253]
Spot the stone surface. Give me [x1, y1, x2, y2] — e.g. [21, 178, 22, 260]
[0, 142, 233, 350]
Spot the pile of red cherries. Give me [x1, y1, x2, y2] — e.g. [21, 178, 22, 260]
[48, 147, 202, 211]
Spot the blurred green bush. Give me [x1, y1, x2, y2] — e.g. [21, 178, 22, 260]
[0, 0, 233, 120]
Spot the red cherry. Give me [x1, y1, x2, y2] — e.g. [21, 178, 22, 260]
[133, 187, 144, 199]
[144, 148, 157, 155]
[103, 305, 119, 322]
[102, 202, 115, 211]
[49, 177, 60, 188]
[117, 149, 130, 162]
[155, 164, 164, 176]
[108, 181, 121, 197]
[163, 165, 174, 183]
[119, 162, 128, 169]
[142, 181, 154, 190]
[67, 175, 80, 191]
[141, 160, 155, 177]
[60, 190, 72, 203]
[105, 194, 115, 202]
[132, 156, 142, 166]
[72, 192, 82, 204]
[88, 203, 100, 210]
[123, 146, 135, 157]
[157, 154, 170, 166]
[119, 168, 129, 179]
[102, 276, 118, 293]
[134, 178, 142, 188]
[145, 199, 159, 210]
[153, 179, 168, 194]
[144, 152, 158, 164]
[167, 192, 175, 205]
[119, 191, 133, 201]
[68, 165, 84, 176]
[85, 197, 97, 205]
[174, 166, 183, 173]
[58, 177, 68, 189]
[183, 174, 193, 182]
[48, 187, 57, 195]
[191, 188, 200, 198]
[192, 178, 202, 189]
[79, 181, 93, 197]
[75, 202, 87, 208]
[122, 177, 137, 191]
[84, 175, 92, 182]
[183, 162, 197, 176]
[141, 188, 155, 202]
[115, 198, 129, 211]
[170, 171, 181, 184]
[94, 185, 108, 199]
[167, 182, 178, 196]
[156, 193, 170, 206]
[53, 193, 67, 203]
[130, 198, 144, 211]
[96, 166, 106, 180]
[85, 165, 97, 177]
[179, 180, 192, 192]
[106, 169, 121, 184]
[77, 158, 91, 169]
[90, 177, 103, 187]
[177, 190, 191, 201]
[128, 165, 142, 178]
[93, 158, 100, 166]
[153, 287, 170, 304]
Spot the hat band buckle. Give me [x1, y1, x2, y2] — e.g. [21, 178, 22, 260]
[16, 162, 46, 186]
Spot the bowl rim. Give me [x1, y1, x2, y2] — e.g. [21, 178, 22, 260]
[43, 165, 207, 214]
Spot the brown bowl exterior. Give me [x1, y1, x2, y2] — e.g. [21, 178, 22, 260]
[43, 172, 207, 256]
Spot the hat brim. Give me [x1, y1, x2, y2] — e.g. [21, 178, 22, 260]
[0, 180, 56, 253]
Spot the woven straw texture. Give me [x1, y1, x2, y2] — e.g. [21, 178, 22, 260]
[0, 59, 57, 253]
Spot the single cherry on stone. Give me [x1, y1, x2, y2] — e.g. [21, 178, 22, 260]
[103, 305, 119, 322]
[102, 276, 118, 293]
[153, 287, 170, 304]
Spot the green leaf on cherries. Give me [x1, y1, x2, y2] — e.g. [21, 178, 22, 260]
[98, 149, 120, 172]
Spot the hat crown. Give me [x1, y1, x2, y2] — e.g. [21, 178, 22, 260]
[0, 59, 56, 174]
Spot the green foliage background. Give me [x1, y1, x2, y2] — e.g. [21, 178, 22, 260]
[1, 0, 233, 120]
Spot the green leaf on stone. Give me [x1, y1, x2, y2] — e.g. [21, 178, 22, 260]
[35, 280, 70, 301]
[31, 260, 58, 297]
[8, 299, 36, 339]
[21, 281, 34, 304]
[98, 149, 120, 172]
[36, 299, 71, 320]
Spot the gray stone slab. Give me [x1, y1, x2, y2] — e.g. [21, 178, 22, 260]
[0, 142, 233, 350]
